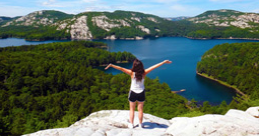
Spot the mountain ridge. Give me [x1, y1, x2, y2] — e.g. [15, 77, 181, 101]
[0, 10, 170, 40]
[1, 9, 259, 40]
[188, 9, 259, 29]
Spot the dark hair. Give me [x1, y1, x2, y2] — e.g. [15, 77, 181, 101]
[131, 59, 145, 82]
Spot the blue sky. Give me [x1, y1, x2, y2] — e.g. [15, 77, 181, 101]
[1, 0, 259, 17]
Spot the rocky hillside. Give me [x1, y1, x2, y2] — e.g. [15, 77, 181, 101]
[2, 9, 259, 40]
[186, 9, 259, 39]
[23, 107, 259, 136]
[2, 10, 73, 27]
[0, 10, 179, 40]
[188, 9, 259, 30]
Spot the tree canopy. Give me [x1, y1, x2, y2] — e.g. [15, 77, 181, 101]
[0, 41, 189, 135]
[197, 42, 259, 98]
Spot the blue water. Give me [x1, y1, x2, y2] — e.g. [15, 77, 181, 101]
[1, 37, 258, 105]
[0, 38, 69, 47]
[95, 37, 259, 105]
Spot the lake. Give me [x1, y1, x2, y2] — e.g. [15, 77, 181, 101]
[1, 37, 258, 105]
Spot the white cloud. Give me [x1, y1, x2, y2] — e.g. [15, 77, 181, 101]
[85, 5, 111, 11]
[251, 9, 259, 13]
[81, 0, 98, 3]
[170, 4, 201, 15]
[170, 4, 186, 12]
[0, 5, 40, 17]
[209, 0, 245, 2]
[40, 0, 84, 8]
[155, 0, 179, 3]
[42, 0, 55, 5]
[42, 0, 67, 7]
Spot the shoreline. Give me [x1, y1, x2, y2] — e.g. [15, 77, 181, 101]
[196, 71, 246, 96]
[99, 61, 131, 66]
[186, 36, 259, 41]
[2, 36, 259, 42]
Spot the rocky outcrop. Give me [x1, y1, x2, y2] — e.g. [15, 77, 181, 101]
[147, 17, 158, 23]
[0, 10, 165, 40]
[104, 35, 116, 40]
[2, 11, 55, 27]
[70, 16, 92, 40]
[23, 107, 259, 136]
[188, 9, 259, 29]
[92, 15, 130, 31]
[137, 25, 150, 34]
[167, 108, 259, 136]
[131, 17, 141, 22]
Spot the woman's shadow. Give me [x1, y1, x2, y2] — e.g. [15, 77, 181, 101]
[137, 122, 169, 129]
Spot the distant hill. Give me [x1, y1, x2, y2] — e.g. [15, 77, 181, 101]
[0, 16, 12, 22]
[188, 9, 259, 29]
[186, 9, 259, 39]
[165, 16, 190, 21]
[1, 9, 259, 40]
[0, 16, 18, 25]
[0, 10, 189, 41]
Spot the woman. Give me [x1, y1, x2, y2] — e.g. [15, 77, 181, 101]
[105, 59, 172, 128]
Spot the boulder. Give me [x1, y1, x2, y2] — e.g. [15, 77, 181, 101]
[166, 108, 259, 136]
[246, 106, 259, 118]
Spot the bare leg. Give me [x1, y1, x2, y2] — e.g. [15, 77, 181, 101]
[137, 101, 144, 124]
[129, 101, 136, 124]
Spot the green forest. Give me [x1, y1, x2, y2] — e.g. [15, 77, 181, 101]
[196, 42, 259, 110]
[197, 42, 259, 98]
[1, 41, 258, 135]
[0, 41, 189, 135]
[186, 26, 259, 39]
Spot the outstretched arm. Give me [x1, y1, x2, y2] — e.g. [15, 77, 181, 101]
[145, 60, 172, 75]
[105, 64, 132, 75]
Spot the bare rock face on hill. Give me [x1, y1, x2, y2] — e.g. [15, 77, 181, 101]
[0, 10, 163, 40]
[24, 107, 259, 136]
[188, 9, 259, 30]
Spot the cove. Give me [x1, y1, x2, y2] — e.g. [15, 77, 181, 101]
[95, 37, 259, 105]
[0, 37, 70, 47]
[1, 37, 258, 105]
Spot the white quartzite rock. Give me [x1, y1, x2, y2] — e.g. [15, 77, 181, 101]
[188, 10, 259, 29]
[137, 25, 150, 34]
[70, 16, 92, 40]
[24, 107, 259, 136]
[104, 35, 116, 40]
[24, 110, 171, 136]
[2, 11, 54, 27]
[246, 106, 259, 118]
[166, 108, 259, 136]
[147, 17, 158, 23]
[92, 15, 130, 31]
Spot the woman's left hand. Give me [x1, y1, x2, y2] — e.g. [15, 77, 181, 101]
[105, 64, 112, 70]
